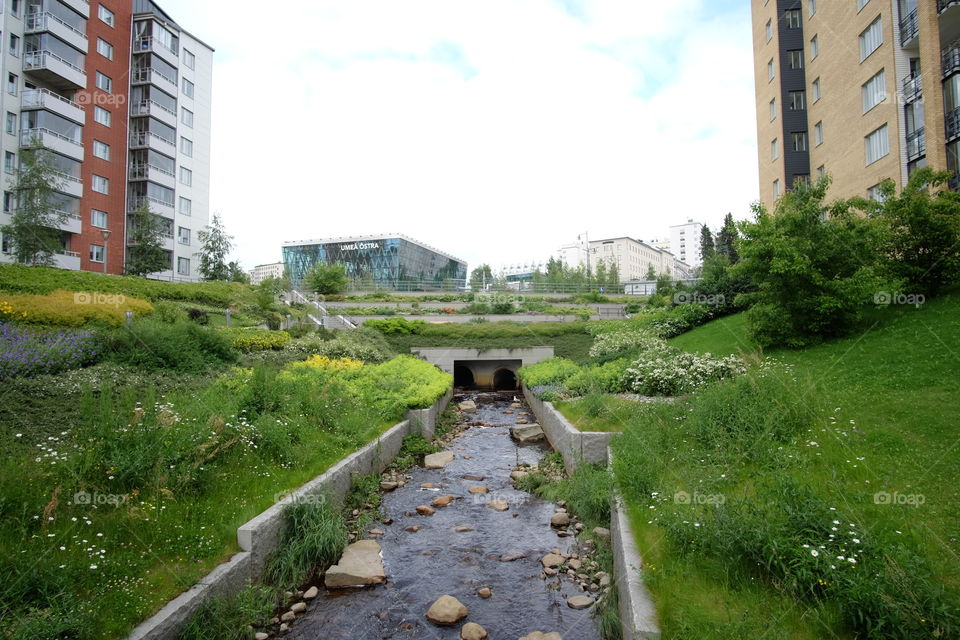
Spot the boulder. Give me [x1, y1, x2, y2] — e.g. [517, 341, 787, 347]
[324, 540, 386, 588]
[424, 451, 455, 469]
[454, 525, 474, 532]
[459, 400, 478, 414]
[510, 470, 529, 481]
[487, 499, 509, 511]
[416, 505, 436, 516]
[290, 602, 307, 613]
[592, 527, 611, 539]
[550, 512, 571, 528]
[463, 474, 485, 481]
[477, 587, 492, 598]
[432, 495, 457, 507]
[566, 595, 594, 610]
[405, 525, 424, 533]
[510, 424, 545, 444]
[380, 481, 399, 491]
[461, 622, 488, 640]
[303, 586, 318, 599]
[541, 553, 565, 568]
[426, 595, 468, 626]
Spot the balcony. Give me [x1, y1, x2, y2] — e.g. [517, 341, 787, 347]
[944, 46, 960, 78]
[129, 130, 176, 158]
[940, 0, 960, 14]
[128, 195, 175, 219]
[128, 162, 176, 189]
[131, 67, 178, 98]
[25, 12, 88, 52]
[51, 170, 83, 198]
[53, 250, 81, 271]
[58, 0, 89, 18]
[902, 73, 923, 103]
[947, 107, 960, 142]
[950, 173, 960, 191]
[21, 88, 85, 124]
[133, 36, 179, 66]
[54, 211, 82, 234]
[20, 128, 84, 161]
[130, 99, 177, 128]
[900, 8, 919, 46]
[23, 50, 86, 90]
[906, 128, 926, 162]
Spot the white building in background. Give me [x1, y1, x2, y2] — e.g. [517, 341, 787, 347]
[248, 261, 283, 285]
[588, 236, 686, 282]
[557, 241, 588, 269]
[669, 219, 705, 269]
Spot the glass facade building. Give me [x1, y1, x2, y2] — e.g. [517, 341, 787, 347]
[283, 235, 467, 291]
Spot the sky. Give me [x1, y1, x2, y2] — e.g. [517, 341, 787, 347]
[161, 0, 758, 273]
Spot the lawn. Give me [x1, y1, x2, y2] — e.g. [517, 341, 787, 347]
[554, 395, 660, 432]
[613, 291, 960, 639]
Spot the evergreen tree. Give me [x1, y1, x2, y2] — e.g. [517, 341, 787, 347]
[196, 214, 234, 281]
[645, 264, 657, 280]
[608, 262, 621, 289]
[716, 213, 740, 264]
[700, 225, 716, 263]
[125, 204, 169, 276]
[227, 261, 249, 283]
[1, 148, 68, 266]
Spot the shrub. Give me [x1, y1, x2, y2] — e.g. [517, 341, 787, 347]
[0, 290, 153, 327]
[518, 357, 581, 387]
[223, 328, 291, 351]
[265, 500, 347, 587]
[364, 317, 427, 335]
[623, 349, 746, 396]
[286, 328, 394, 363]
[564, 359, 632, 395]
[151, 300, 188, 323]
[589, 327, 665, 359]
[0, 323, 100, 380]
[186, 307, 210, 325]
[104, 319, 237, 372]
[0, 300, 27, 323]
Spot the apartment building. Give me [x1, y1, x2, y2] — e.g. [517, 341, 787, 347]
[669, 218, 705, 269]
[589, 237, 691, 282]
[752, 0, 958, 211]
[0, 0, 212, 280]
[248, 261, 283, 286]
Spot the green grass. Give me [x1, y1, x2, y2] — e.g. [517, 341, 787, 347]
[383, 324, 595, 363]
[613, 291, 960, 638]
[554, 394, 645, 432]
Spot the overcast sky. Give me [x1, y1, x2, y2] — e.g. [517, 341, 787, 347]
[162, 0, 758, 273]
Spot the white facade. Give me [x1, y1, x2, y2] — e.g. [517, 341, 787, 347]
[589, 236, 686, 283]
[557, 241, 588, 269]
[669, 219, 704, 269]
[249, 261, 283, 285]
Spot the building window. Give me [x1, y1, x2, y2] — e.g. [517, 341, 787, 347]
[180, 137, 193, 157]
[183, 48, 195, 69]
[98, 5, 115, 27]
[90, 244, 105, 263]
[857, 0, 870, 11]
[182, 78, 194, 98]
[92, 174, 109, 194]
[865, 124, 890, 165]
[4, 152, 15, 174]
[860, 16, 883, 61]
[812, 77, 821, 102]
[95, 72, 112, 93]
[794, 174, 810, 187]
[814, 121, 824, 146]
[97, 38, 114, 60]
[792, 132, 808, 152]
[93, 140, 110, 161]
[1, 233, 10, 254]
[773, 179, 782, 199]
[768, 59, 775, 81]
[862, 69, 886, 113]
[769, 98, 777, 121]
[810, 35, 819, 60]
[9, 0, 19, 17]
[786, 9, 801, 28]
[766, 19, 773, 42]
[177, 257, 190, 275]
[181, 107, 193, 127]
[5, 112, 15, 135]
[9, 34, 19, 57]
[772, 138, 779, 160]
[94, 106, 111, 127]
[817, 165, 825, 179]
[3, 192, 14, 213]
[789, 90, 806, 110]
[91, 209, 107, 228]
[788, 49, 804, 70]
[179, 167, 192, 186]
[178, 227, 190, 245]
[179, 197, 192, 215]
[809, 0, 817, 16]
[7, 73, 17, 96]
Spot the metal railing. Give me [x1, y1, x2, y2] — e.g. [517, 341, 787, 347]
[134, 35, 178, 56]
[128, 162, 174, 179]
[26, 11, 87, 40]
[939, 0, 960, 13]
[902, 73, 922, 102]
[132, 66, 177, 87]
[21, 87, 84, 111]
[948, 107, 960, 142]
[906, 128, 926, 161]
[128, 195, 175, 212]
[24, 49, 85, 75]
[944, 46, 960, 78]
[129, 130, 175, 149]
[900, 8, 919, 45]
[51, 169, 82, 186]
[20, 127, 83, 149]
[57, 250, 80, 258]
[950, 173, 960, 190]
[130, 99, 176, 118]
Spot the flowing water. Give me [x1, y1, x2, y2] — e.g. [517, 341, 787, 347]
[288, 391, 603, 640]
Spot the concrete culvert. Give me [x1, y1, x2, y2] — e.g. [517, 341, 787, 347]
[493, 368, 518, 391]
[454, 365, 476, 388]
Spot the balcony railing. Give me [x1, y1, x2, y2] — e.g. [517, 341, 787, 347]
[128, 195, 175, 212]
[944, 46, 960, 78]
[129, 130, 175, 149]
[128, 162, 175, 179]
[902, 73, 923, 102]
[939, 0, 960, 14]
[21, 87, 84, 111]
[132, 67, 177, 87]
[134, 35, 178, 56]
[900, 8, 919, 45]
[25, 11, 87, 41]
[906, 128, 926, 161]
[51, 170, 82, 186]
[946, 107, 960, 142]
[130, 99, 176, 118]
[24, 49, 85, 75]
[20, 127, 83, 150]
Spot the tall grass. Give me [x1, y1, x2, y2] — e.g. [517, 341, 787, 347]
[264, 500, 348, 588]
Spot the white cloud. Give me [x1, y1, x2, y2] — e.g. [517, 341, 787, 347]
[162, 0, 758, 273]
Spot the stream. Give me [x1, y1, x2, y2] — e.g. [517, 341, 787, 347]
[287, 391, 603, 640]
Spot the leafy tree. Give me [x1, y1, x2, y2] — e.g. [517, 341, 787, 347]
[196, 214, 234, 281]
[125, 204, 169, 276]
[854, 169, 960, 297]
[700, 225, 716, 262]
[607, 261, 621, 288]
[1, 148, 68, 266]
[594, 259, 608, 287]
[734, 178, 891, 348]
[716, 213, 739, 264]
[227, 260, 249, 283]
[469, 264, 493, 291]
[645, 264, 657, 280]
[306, 263, 349, 295]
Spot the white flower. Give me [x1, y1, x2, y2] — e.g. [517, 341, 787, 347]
[811, 549, 820, 557]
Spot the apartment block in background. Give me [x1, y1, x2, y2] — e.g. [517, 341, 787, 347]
[0, 0, 213, 281]
[752, 0, 958, 211]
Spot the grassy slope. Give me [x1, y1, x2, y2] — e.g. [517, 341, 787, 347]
[626, 293, 960, 638]
[384, 331, 595, 363]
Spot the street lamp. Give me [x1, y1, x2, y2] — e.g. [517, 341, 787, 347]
[100, 228, 111, 274]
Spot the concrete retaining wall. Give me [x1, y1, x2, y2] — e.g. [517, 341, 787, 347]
[127, 389, 453, 640]
[610, 486, 661, 639]
[521, 385, 613, 474]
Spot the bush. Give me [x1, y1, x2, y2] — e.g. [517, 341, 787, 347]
[364, 317, 427, 335]
[0, 290, 153, 327]
[105, 319, 237, 372]
[518, 357, 581, 387]
[151, 300, 188, 323]
[0, 323, 100, 380]
[564, 359, 631, 395]
[286, 328, 394, 363]
[223, 328, 291, 351]
[624, 348, 745, 396]
[265, 500, 347, 587]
